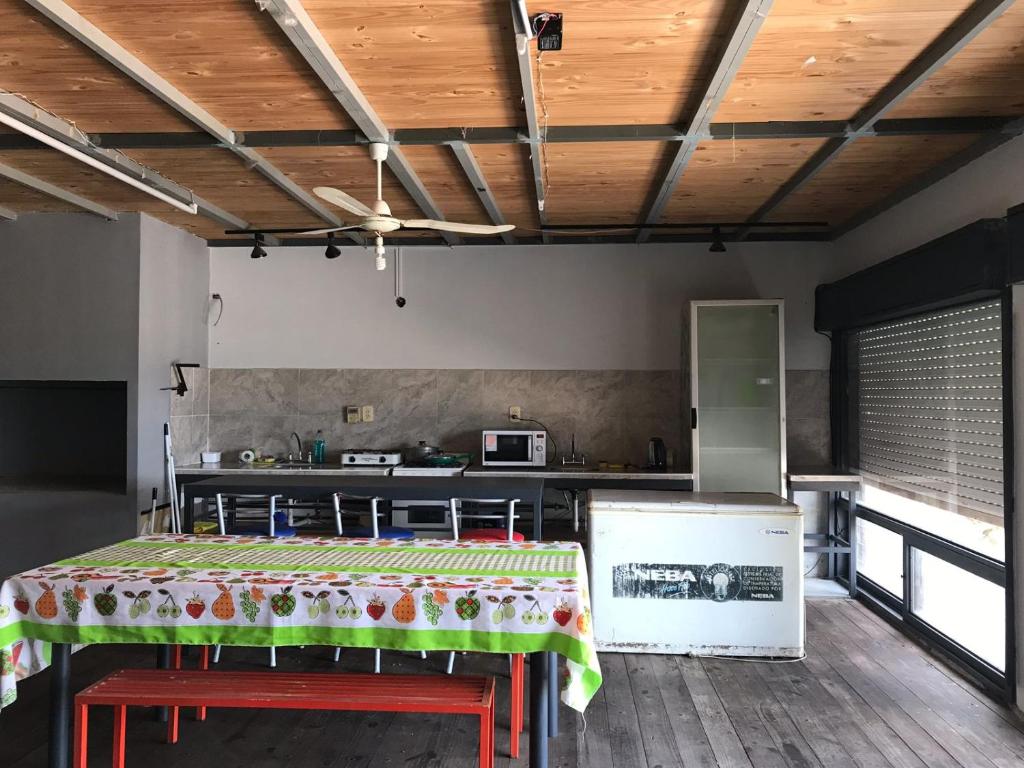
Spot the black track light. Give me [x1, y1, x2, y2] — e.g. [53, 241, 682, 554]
[250, 232, 267, 259]
[324, 233, 341, 259]
[709, 225, 726, 253]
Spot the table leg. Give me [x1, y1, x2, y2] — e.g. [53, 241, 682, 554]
[547, 651, 559, 737]
[183, 490, 195, 533]
[532, 494, 543, 541]
[848, 492, 858, 598]
[529, 651, 549, 768]
[827, 491, 837, 580]
[48, 642, 72, 768]
[155, 645, 171, 722]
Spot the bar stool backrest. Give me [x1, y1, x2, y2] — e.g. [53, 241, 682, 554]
[448, 498, 521, 542]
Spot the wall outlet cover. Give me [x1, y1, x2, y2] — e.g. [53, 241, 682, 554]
[509, 406, 522, 420]
[361, 405, 374, 422]
[345, 406, 361, 424]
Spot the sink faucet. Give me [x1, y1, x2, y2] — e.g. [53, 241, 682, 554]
[290, 432, 302, 459]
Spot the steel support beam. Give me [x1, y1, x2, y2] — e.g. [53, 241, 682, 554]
[449, 142, 516, 244]
[509, 0, 550, 243]
[736, 0, 1016, 239]
[636, 0, 773, 243]
[22, 0, 356, 241]
[0, 91, 249, 231]
[258, 0, 457, 246]
[0, 205, 17, 221]
[0, 160, 118, 219]
[831, 117, 1024, 239]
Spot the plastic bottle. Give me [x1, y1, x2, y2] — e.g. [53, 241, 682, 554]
[313, 430, 326, 464]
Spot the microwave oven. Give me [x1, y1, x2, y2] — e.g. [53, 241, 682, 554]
[482, 429, 547, 466]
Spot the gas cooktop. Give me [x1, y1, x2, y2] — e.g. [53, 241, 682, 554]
[340, 449, 403, 466]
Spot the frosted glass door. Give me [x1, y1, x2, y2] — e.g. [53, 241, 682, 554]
[693, 302, 783, 493]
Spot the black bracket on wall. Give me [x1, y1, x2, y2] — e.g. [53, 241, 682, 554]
[160, 363, 200, 397]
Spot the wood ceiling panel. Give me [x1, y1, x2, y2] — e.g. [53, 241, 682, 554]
[124, 149, 326, 232]
[0, 178, 77, 212]
[890, 4, 1024, 118]
[662, 138, 827, 223]
[258, 146, 423, 222]
[0, 0, 192, 132]
[766, 134, 980, 226]
[0, 148, 227, 237]
[400, 146, 489, 229]
[527, 0, 731, 126]
[471, 144, 542, 235]
[543, 142, 669, 224]
[716, 0, 976, 123]
[62, 0, 351, 131]
[303, 0, 518, 129]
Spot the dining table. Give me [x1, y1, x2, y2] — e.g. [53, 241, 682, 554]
[0, 533, 602, 768]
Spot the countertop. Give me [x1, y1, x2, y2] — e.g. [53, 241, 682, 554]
[176, 461, 694, 481]
[589, 489, 800, 514]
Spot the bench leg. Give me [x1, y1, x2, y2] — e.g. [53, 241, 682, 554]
[196, 646, 210, 721]
[112, 705, 126, 768]
[73, 702, 88, 768]
[511, 653, 524, 758]
[171, 646, 182, 670]
[479, 707, 494, 768]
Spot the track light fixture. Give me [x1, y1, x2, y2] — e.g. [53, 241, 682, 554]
[324, 233, 340, 259]
[250, 232, 267, 259]
[709, 226, 726, 253]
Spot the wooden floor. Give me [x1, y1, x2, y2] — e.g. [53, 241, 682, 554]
[3, 599, 1023, 767]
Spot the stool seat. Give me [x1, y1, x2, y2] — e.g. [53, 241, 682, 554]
[344, 525, 415, 540]
[461, 528, 525, 542]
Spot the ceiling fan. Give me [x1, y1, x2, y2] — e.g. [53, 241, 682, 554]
[298, 143, 514, 268]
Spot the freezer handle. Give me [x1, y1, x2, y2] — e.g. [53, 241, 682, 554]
[690, 408, 697, 429]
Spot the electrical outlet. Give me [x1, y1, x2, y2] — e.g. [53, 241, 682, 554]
[361, 405, 374, 422]
[509, 406, 522, 420]
[345, 406, 361, 424]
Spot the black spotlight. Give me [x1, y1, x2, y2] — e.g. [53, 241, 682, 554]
[324, 233, 341, 259]
[709, 225, 726, 253]
[250, 232, 267, 259]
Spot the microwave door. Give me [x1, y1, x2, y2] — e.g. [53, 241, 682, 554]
[486, 433, 531, 464]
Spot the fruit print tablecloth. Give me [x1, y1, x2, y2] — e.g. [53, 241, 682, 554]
[0, 534, 601, 712]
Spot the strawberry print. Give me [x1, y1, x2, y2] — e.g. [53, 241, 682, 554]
[186, 594, 206, 619]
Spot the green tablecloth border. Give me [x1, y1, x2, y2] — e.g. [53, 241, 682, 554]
[110, 540, 570, 557]
[0, 621, 601, 703]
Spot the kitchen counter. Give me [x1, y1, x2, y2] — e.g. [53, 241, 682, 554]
[463, 466, 693, 481]
[176, 462, 392, 476]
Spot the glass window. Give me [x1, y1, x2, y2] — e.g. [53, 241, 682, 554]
[856, 518, 904, 597]
[910, 549, 1005, 670]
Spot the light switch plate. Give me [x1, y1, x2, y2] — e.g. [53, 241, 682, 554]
[345, 406, 361, 424]
[361, 405, 374, 422]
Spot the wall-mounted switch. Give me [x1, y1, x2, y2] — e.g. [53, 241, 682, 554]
[361, 405, 374, 422]
[345, 406, 361, 424]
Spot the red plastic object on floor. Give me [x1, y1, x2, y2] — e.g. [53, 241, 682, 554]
[73, 668, 496, 768]
[461, 528, 526, 542]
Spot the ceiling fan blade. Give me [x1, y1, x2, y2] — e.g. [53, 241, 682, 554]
[294, 225, 364, 236]
[401, 219, 516, 235]
[313, 187, 374, 218]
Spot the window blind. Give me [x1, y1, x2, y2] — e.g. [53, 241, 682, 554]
[854, 299, 1004, 524]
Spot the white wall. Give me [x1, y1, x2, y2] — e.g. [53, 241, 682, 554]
[137, 215, 209, 512]
[210, 241, 834, 371]
[835, 134, 1024, 277]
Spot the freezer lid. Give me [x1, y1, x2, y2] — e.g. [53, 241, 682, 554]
[587, 489, 801, 515]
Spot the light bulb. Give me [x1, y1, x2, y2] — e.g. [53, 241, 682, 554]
[376, 254, 387, 271]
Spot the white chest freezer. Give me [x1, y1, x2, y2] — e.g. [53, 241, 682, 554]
[588, 490, 804, 657]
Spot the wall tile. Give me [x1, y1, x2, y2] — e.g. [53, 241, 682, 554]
[250, 369, 299, 416]
[192, 368, 210, 417]
[169, 416, 191, 463]
[191, 415, 209, 459]
[298, 369, 352, 415]
[208, 414, 253, 461]
[169, 366, 193, 416]
[482, 369, 532, 425]
[210, 369, 254, 415]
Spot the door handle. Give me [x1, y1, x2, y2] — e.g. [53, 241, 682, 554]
[691, 408, 697, 429]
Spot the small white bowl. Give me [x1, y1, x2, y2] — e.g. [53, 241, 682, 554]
[201, 451, 222, 464]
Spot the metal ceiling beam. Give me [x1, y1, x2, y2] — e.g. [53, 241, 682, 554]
[449, 142, 516, 245]
[257, 0, 458, 246]
[736, 0, 1016, 239]
[0, 205, 18, 221]
[0, 160, 118, 219]
[831, 117, 1024, 239]
[21, 0, 356, 241]
[0, 91, 249, 231]
[636, 0, 773, 243]
[0, 115, 1012, 151]
[509, 0, 550, 243]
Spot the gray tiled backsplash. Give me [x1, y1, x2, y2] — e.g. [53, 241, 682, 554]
[168, 367, 210, 466]
[193, 368, 829, 468]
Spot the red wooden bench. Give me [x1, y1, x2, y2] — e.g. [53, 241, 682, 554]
[73, 668, 496, 768]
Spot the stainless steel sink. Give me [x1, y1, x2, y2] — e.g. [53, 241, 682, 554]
[267, 461, 317, 469]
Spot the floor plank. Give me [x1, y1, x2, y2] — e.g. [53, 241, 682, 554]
[4, 600, 1024, 768]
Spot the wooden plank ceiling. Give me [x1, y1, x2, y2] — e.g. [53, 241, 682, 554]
[0, 0, 1020, 245]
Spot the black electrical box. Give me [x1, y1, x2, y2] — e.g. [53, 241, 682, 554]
[533, 13, 563, 51]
